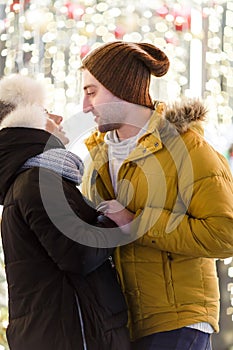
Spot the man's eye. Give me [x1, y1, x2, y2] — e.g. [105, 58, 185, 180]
[87, 91, 95, 96]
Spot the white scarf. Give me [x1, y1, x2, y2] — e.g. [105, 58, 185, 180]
[105, 123, 148, 194]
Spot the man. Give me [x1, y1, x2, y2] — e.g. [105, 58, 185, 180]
[80, 41, 233, 350]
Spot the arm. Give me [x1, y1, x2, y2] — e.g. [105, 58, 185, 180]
[17, 168, 131, 275]
[133, 148, 233, 258]
[100, 147, 233, 258]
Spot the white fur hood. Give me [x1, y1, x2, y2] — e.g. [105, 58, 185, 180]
[0, 74, 45, 106]
[0, 104, 47, 130]
[0, 74, 47, 130]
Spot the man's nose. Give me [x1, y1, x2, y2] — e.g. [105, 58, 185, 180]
[83, 96, 92, 113]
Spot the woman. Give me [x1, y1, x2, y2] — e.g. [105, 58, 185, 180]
[0, 74, 130, 350]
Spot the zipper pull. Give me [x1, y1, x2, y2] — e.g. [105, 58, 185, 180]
[108, 255, 115, 268]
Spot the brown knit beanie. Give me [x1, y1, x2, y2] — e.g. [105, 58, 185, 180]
[81, 41, 170, 109]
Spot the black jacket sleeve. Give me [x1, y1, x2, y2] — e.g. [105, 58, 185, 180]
[16, 168, 129, 275]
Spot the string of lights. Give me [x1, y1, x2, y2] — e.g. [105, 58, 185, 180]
[0, 0, 232, 120]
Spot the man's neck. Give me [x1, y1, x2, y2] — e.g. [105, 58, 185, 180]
[116, 106, 153, 141]
[116, 125, 143, 141]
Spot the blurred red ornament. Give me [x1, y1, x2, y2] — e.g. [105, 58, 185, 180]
[114, 26, 125, 39]
[65, 2, 84, 20]
[172, 7, 191, 31]
[10, 0, 30, 13]
[80, 44, 90, 59]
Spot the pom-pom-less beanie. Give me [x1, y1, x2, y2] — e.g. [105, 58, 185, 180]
[82, 41, 170, 109]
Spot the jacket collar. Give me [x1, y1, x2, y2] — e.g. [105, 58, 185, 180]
[84, 98, 207, 176]
[85, 109, 163, 163]
[0, 128, 64, 204]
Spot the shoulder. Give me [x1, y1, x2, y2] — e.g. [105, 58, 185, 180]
[19, 167, 99, 223]
[183, 131, 231, 177]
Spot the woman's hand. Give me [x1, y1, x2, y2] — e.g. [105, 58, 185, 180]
[97, 200, 134, 233]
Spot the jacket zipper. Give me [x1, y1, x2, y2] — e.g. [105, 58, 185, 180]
[75, 293, 88, 350]
[108, 255, 115, 268]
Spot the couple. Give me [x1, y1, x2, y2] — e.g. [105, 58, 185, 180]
[0, 41, 233, 350]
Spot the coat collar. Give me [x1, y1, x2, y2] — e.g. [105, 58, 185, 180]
[0, 128, 64, 204]
[84, 98, 207, 171]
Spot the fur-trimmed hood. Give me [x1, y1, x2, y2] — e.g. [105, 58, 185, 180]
[0, 74, 45, 107]
[0, 74, 47, 125]
[0, 127, 64, 204]
[164, 98, 207, 134]
[0, 104, 47, 130]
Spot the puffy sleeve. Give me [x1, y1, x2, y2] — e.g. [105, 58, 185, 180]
[17, 168, 130, 275]
[133, 141, 233, 258]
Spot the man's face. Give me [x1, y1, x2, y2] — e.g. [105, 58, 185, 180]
[82, 69, 126, 133]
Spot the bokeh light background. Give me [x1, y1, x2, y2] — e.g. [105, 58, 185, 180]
[0, 1, 232, 349]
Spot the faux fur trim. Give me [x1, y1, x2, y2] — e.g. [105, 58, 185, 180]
[0, 104, 47, 130]
[165, 99, 207, 134]
[0, 74, 45, 107]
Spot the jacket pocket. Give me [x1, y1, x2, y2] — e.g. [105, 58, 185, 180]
[162, 251, 175, 305]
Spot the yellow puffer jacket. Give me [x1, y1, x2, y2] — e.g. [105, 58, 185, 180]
[82, 100, 233, 341]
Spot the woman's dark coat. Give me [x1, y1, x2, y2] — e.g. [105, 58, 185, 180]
[0, 127, 130, 350]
